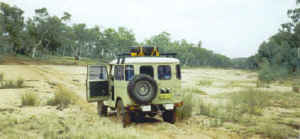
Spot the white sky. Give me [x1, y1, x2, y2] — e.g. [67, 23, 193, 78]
[1, 0, 297, 58]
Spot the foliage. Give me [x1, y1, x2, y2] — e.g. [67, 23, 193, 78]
[16, 78, 24, 88]
[0, 72, 3, 81]
[0, 2, 233, 68]
[258, 122, 298, 139]
[47, 86, 75, 108]
[21, 92, 40, 106]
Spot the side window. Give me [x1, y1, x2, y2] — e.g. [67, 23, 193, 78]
[114, 66, 118, 80]
[99, 66, 107, 80]
[176, 64, 181, 80]
[89, 66, 107, 80]
[125, 65, 134, 81]
[119, 66, 124, 80]
[114, 65, 124, 80]
[158, 65, 171, 80]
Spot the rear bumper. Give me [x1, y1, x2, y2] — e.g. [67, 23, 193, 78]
[126, 101, 183, 112]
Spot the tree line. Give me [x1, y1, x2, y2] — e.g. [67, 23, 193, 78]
[234, 0, 300, 81]
[0, 2, 233, 67]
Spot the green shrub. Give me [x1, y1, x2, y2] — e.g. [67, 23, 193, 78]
[177, 93, 193, 120]
[0, 79, 24, 89]
[0, 80, 15, 89]
[292, 80, 300, 93]
[258, 123, 298, 139]
[21, 92, 40, 106]
[47, 86, 74, 108]
[16, 78, 24, 88]
[0, 73, 3, 81]
[258, 63, 289, 82]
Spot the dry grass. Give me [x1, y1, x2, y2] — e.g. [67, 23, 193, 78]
[0, 74, 24, 89]
[0, 108, 150, 139]
[177, 93, 193, 120]
[21, 92, 40, 106]
[197, 80, 213, 86]
[47, 86, 75, 108]
[183, 88, 207, 95]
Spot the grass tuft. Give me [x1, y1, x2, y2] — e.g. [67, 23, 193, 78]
[16, 78, 24, 88]
[21, 92, 40, 106]
[0, 73, 3, 81]
[258, 122, 298, 139]
[177, 93, 193, 120]
[229, 89, 271, 115]
[47, 86, 75, 108]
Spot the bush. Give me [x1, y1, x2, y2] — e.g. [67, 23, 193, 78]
[0, 80, 24, 89]
[177, 93, 193, 120]
[258, 122, 298, 139]
[21, 92, 40, 106]
[16, 78, 24, 88]
[258, 63, 289, 82]
[0, 73, 3, 81]
[292, 80, 300, 93]
[47, 86, 74, 108]
[0, 80, 15, 89]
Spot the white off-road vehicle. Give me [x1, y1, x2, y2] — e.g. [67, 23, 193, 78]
[86, 46, 183, 127]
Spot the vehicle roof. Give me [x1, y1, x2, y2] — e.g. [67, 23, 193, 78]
[110, 57, 180, 64]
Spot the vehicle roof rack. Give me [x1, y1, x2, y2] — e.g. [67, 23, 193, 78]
[115, 46, 177, 64]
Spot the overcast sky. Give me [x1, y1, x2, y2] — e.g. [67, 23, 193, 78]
[1, 0, 297, 58]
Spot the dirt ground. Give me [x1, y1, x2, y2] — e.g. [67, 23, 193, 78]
[0, 62, 298, 138]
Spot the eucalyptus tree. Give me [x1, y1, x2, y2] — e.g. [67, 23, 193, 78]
[0, 2, 24, 53]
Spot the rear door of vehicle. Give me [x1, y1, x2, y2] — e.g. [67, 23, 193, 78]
[86, 65, 110, 102]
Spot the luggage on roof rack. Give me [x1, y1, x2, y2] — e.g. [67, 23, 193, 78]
[129, 46, 160, 56]
[116, 46, 177, 64]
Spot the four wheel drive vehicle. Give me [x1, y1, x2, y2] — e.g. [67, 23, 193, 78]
[86, 46, 183, 127]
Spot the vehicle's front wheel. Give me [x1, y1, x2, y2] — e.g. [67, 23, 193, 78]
[116, 100, 131, 127]
[162, 109, 176, 124]
[97, 101, 107, 116]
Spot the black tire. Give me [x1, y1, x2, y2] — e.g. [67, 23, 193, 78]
[127, 74, 158, 105]
[97, 101, 107, 117]
[116, 100, 131, 127]
[162, 109, 177, 124]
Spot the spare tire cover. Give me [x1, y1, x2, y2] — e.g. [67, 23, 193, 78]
[127, 74, 158, 104]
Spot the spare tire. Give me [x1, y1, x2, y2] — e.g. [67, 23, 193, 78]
[127, 74, 158, 104]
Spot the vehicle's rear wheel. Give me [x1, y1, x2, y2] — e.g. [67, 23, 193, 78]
[116, 100, 131, 127]
[162, 109, 176, 124]
[97, 101, 107, 116]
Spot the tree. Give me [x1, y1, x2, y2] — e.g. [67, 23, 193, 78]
[0, 2, 24, 53]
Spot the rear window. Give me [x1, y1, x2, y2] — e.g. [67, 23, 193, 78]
[158, 65, 171, 80]
[176, 64, 181, 80]
[125, 65, 134, 81]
